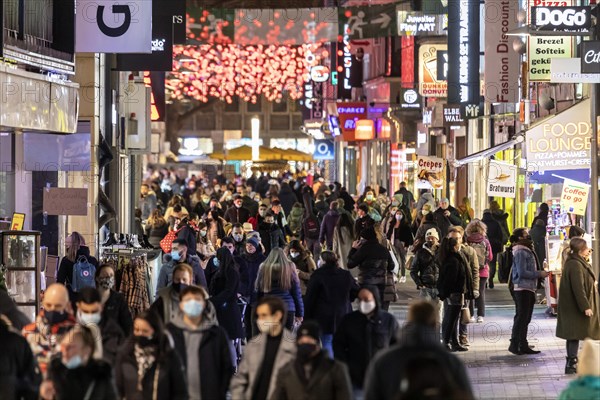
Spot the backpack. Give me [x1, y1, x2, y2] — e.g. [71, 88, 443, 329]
[497, 247, 513, 283]
[468, 241, 488, 270]
[71, 256, 96, 292]
[304, 215, 320, 240]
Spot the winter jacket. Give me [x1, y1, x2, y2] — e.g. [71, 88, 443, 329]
[270, 352, 353, 400]
[530, 223, 548, 263]
[224, 206, 251, 224]
[348, 240, 394, 286]
[432, 206, 464, 237]
[278, 184, 298, 216]
[363, 324, 473, 400]
[491, 209, 510, 245]
[410, 243, 439, 288]
[258, 222, 286, 255]
[319, 209, 341, 249]
[314, 201, 330, 222]
[460, 245, 480, 299]
[466, 233, 493, 279]
[139, 192, 157, 220]
[354, 215, 375, 240]
[99, 315, 126, 366]
[242, 196, 259, 218]
[115, 338, 188, 400]
[559, 376, 600, 400]
[47, 356, 117, 400]
[177, 224, 199, 257]
[414, 192, 435, 213]
[304, 264, 359, 334]
[556, 255, 600, 340]
[481, 212, 505, 253]
[230, 330, 297, 400]
[167, 316, 234, 400]
[511, 244, 543, 292]
[102, 290, 133, 336]
[257, 277, 304, 318]
[0, 288, 30, 330]
[57, 246, 99, 301]
[339, 191, 355, 213]
[288, 205, 305, 236]
[151, 286, 184, 325]
[333, 309, 398, 388]
[240, 250, 267, 299]
[209, 266, 244, 340]
[333, 227, 353, 270]
[291, 253, 316, 295]
[437, 252, 470, 301]
[0, 320, 40, 400]
[145, 222, 169, 249]
[386, 220, 414, 247]
[156, 255, 207, 294]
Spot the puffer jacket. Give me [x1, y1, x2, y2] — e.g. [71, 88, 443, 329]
[511, 243, 543, 291]
[288, 204, 305, 236]
[410, 243, 439, 288]
[347, 240, 394, 285]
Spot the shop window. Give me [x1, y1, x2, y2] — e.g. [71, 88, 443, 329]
[270, 115, 290, 131]
[194, 113, 216, 130]
[224, 98, 240, 113]
[223, 114, 242, 130]
[246, 97, 262, 113]
[272, 100, 288, 113]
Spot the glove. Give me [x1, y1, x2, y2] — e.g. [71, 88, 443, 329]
[473, 290, 480, 299]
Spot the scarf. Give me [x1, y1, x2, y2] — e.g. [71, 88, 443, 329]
[134, 344, 157, 391]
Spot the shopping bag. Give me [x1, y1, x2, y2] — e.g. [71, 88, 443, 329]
[461, 305, 472, 325]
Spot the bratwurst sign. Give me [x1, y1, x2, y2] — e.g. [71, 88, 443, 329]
[525, 99, 591, 172]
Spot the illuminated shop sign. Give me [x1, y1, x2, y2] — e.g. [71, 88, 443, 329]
[532, 6, 591, 33]
[397, 11, 447, 36]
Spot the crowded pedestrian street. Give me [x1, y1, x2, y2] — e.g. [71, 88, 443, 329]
[1, 1, 600, 400]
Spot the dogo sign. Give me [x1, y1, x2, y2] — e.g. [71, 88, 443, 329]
[532, 6, 591, 32]
[76, 0, 153, 53]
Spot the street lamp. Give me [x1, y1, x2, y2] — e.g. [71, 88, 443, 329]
[251, 116, 260, 161]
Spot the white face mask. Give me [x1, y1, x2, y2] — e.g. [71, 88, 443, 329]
[317, 259, 324, 268]
[359, 300, 376, 315]
[290, 251, 300, 259]
[78, 310, 102, 326]
[422, 210, 430, 215]
[257, 318, 280, 335]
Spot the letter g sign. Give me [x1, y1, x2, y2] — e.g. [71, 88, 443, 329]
[97, 5, 131, 37]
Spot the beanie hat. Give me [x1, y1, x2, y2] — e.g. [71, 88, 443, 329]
[425, 228, 440, 241]
[296, 321, 321, 343]
[247, 237, 260, 250]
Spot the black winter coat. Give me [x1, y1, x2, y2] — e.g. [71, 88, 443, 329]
[167, 323, 234, 400]
[115, 339, 187, 400]
[437, 252, 469, 300]
[209, 266, 244, 339]
[278, 183, 298, 216]
[99, 316, 126, 366]
[348, 240, 394, 286]
[432, 206, 463, 238]
[240, 250, 267, 298]
[410, 244, 439, 288]
[482, 213, 505, 253]
[258, 222, 286, 255]
[0, 322, 40, 400]
[304, 265, 359, 334]
[224, 206, 251, 224]
[177, 225, 198, 257]
[354, 216, 375, 240]
[57, 246, 99, 301]
[333, 310, 399, 388]
[47, 356, 117, 400]
[101, 290, 133, 337]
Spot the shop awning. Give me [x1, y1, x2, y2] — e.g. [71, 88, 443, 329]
[454, 135, 524, 167]
[270, 147, 314, 162]
[208, 145, 313, 162]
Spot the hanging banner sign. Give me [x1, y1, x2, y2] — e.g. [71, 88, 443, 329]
[560, 179, 590, 216]
[76, 0, 153, 53]
[400, 88, 421, 109]
[487, 161, 517, 198]
[419, 44, 448, 97]
[484, 0, 520, 103]
[525, 99, 591, 172]
[339, 4, 397, 40]
[397, 11, 447, 36]
[313, 140, 334, 160]
[416, 156, 445, 189]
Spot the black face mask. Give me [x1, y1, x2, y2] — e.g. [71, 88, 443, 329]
[134, 335, 156, 348]
[172, 282, 188, 293]
[297, 343, 319, 363]
[44, 310, 68, 325]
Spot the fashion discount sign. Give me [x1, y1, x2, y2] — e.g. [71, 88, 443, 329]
[76, 0, 152, 53]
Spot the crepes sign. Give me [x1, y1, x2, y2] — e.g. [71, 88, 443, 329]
[416, 156, 445, 189]
[487, 161, 517, 198]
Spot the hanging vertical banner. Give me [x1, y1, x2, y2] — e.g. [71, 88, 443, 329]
[447, 0, 480, 105]
[338, 4, 397, 40]
[76, 0, 153, 53]
[560, 179, 590, 216]
[487, 160, 517, 198]
[484, 0, 520, 103]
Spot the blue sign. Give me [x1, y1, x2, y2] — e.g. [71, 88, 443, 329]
[314, 140, 335, 160]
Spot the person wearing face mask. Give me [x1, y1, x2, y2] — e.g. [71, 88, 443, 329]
[208, 197, 225, 219]
[258, 211, 286, 256]
[304, 252, 359, 357]
[333, 286, 398, 395]
[229, 223, 247, 255]
[40, 325, 117, 400]
[95, 264, 133, 336]
[556, 238, 600, 374]
[509, 228, 548, 356]
[354, 204, 375, 240]
[22, 283, 77, 375]
[151, 264, 194, 324]
[249, 203, 269, 231]
[411, 229, 441, 302]
[57, 232, 99, 303]
[167, 285, 234, 400]
[224, 194, 251, 224]
[115, 310, 187, 400]
[76, 287, 125, 365]
[413, 208, 440, 244]
[271, 321, 353, 400]
[230, 296, 296, 400]
[156, 239, 206, 295]
[386, 208, 413, 284]
[361, 190, 381, 215]
[288, 240, 316, 296]
[196, 221, 216, 261]
[240, 237, 267, 340]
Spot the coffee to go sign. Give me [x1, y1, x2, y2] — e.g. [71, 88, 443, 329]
[532, 6, 591, 33]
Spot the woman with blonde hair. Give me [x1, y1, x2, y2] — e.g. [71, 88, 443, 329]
[255, 248, 304, 331]
[145, 209, 169, 249]
[457, 197, 475, 226]
[465, 219, 493, 323]
[57, 232, 99, 301]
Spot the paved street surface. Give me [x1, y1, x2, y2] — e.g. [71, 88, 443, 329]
[390, 279, 572, 400]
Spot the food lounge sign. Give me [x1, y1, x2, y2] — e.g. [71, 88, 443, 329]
[525, 99, 591, 172]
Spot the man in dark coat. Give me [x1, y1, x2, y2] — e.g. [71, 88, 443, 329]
[482, 210, 506, 288]
[319, 201, 341, 250]
[278, 182, 298, 216]
[363, 301, 474, 400]
[271, 321, 353, 400]
[224, 194, 251, 224]
[530, 218, 548, 265]
[333, 286, 398, 391]
[432, 197, 464, 237]
[354, 203, 375, 240]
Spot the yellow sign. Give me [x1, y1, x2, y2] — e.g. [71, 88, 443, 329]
[10, 213, 25, 231]
[561, 179, 589, 216]
[418, 44, 447, 97]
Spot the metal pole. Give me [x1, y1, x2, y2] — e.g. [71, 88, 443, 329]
[590, 83, 599, 277]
